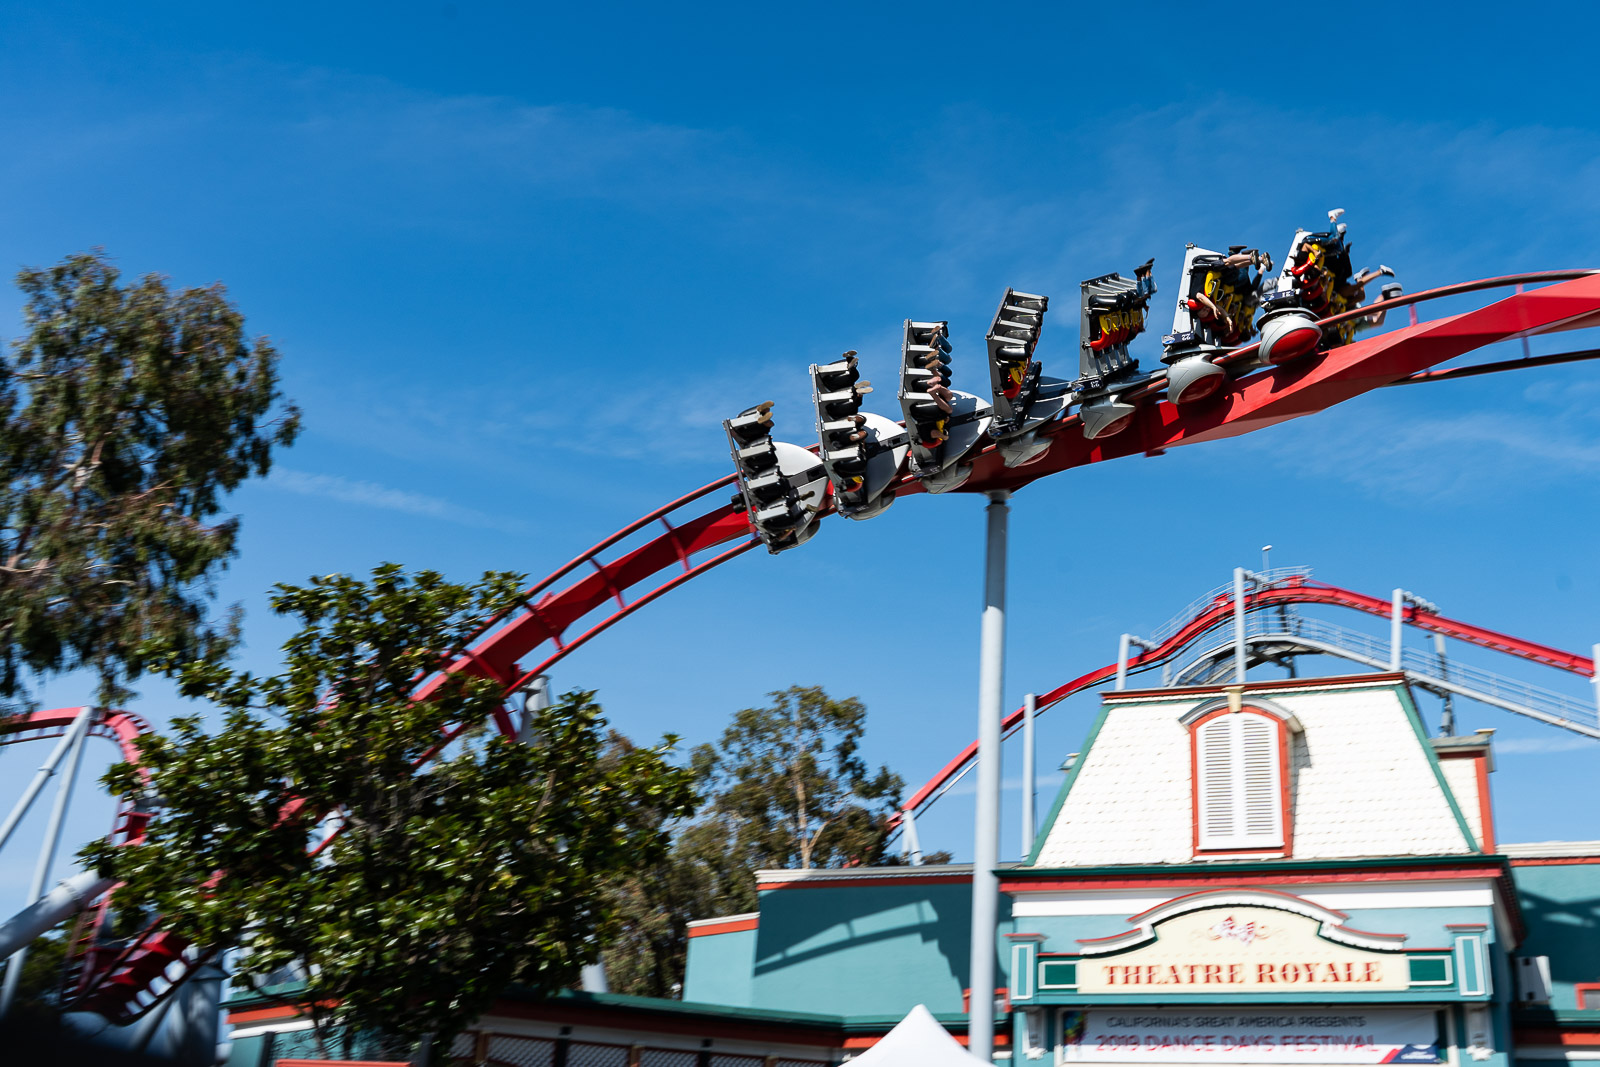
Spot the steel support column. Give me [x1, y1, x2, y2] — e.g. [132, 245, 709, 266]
[902, 806, 924, 866]
[0, 706, 92, 1016]
[1115, 634, 1131, 691]
[1233, 569, 1248, 683]
[517, 674, 551, 744]
[968, 490, 1008, 1063]
[1391, 589, 1405, 670]
[1021, 693, 1037, 859]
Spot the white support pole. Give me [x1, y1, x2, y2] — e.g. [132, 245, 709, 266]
[968, 490, 1009, 1063]
[1115, 634, 1131, 691]
[0, 707, 93, 855]
[0, 706, 92, 1016]
[1391, 589, 1405, 670]
[0, 870, 114, 958]
[1435, 632, 1456, 737]
[1233, 568, 1248, 683]
[902, 806, 924, 866]
[1592, 644, 1599, 720]
[579, 959, 610, 994]
[518, 675, 551, 744]
[1021, 693, 1037, 860]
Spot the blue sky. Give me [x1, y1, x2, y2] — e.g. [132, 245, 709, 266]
[2, 3, 1599, 896]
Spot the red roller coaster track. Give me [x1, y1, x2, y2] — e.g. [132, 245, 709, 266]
[421, 271, 1600, 715]
[6, 269, 1600, 1021]
[894, 575, 1597, 823]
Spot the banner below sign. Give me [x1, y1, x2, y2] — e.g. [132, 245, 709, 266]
[1061, 1008, 1442, 1064]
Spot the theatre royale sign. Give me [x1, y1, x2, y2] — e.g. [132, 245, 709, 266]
[1075, 906, 1406, 993]
[1060, 894, 1421, 995]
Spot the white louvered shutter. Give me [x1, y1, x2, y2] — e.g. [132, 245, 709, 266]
[1197, 717, 1237, 844]
[1238, 715, 1283, 845]
[1196, 713, 1284, 850]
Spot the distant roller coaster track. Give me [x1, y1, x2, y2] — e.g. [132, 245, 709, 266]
[893, 574, 1598, 830]
[5, 268, 1600, 1022]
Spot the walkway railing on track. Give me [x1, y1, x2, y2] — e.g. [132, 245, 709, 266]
[892, 572, 1600, 847]
[1165, 612, 1600, 737]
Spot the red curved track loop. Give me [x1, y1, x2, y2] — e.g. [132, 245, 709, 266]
[1, 705, 151, 770]
[0, 706, 155, 849]
[422, 272, 1600, 716]
[0, 707, 177, 1021]
[894, 577, 1598, 821]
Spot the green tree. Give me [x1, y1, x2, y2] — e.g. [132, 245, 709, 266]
[84, 565, 697, 1059]
[0, 250, 298, 706]
[0, 924, 69, 1023]
[603, 815, 751, 998]
[607, 685, 912, 998]
[703, 685, 904, 871]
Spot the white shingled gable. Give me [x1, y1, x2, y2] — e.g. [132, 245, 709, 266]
[1437, 758, 1484, 848]
[1032, 679, 1475, 867]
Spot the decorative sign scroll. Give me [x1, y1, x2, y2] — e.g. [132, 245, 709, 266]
[1074, 907, 1409, 995]
[1060, 1008, 1442, 1064]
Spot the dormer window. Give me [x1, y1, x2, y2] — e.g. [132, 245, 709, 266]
[1183, 700, 1299, 856]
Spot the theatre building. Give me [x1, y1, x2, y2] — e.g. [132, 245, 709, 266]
[677, 673, 1599, 1067]
[226, 673, 1599, 1066]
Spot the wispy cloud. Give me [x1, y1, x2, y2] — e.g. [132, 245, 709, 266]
[1493, 735, 1597, 755]
[269, 468, 527, 532]
[1241, 362, 1600, 503]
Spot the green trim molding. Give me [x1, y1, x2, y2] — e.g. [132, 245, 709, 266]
[1028, 703, 1113, 865]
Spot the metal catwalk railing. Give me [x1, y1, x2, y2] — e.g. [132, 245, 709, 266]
[1146, 567, 1315, 646]
[1166, 610, 1600, 737]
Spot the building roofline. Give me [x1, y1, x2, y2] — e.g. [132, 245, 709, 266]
[686, 912, 760, 929]
[756, 862, 1001, 885]
[1010, 852, 1510, 880]
[1500, 840, 1600, 859]
[487, 990, 1002, 1036]
[221, 985, 1003, 1038]
[496, 989, 847, 1029]
[1102, 672, 1410, 702]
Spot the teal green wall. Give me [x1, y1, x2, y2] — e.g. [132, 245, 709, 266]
[683, 926, 758, 1007]
[1511, 860, 1600, 1010]
[746, 882, 980, 1017]
[226, 1033, 268, 1066]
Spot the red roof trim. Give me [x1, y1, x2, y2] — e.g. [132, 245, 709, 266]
[686, 917, 758, 938]
[758, 874, 971, 890]
[1002, 864, 1501, 894]
[483, 1001, 839, 1047]
[843, 1032, 1007, 1050]
[1513, 1029, 1600, 1047]
[1508, 856, 1600, 866]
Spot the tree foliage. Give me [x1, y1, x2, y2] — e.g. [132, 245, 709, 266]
[0, 250, 298, 705]
[700, 685, 904, 870]
[607, 685, 908, 997]
[85, 565, 697, 1058]
[603, 815, 752, 998]
[0, 925, 69, 1022]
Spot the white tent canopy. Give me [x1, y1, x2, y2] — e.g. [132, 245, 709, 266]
[846, 1004, 993, 1067]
